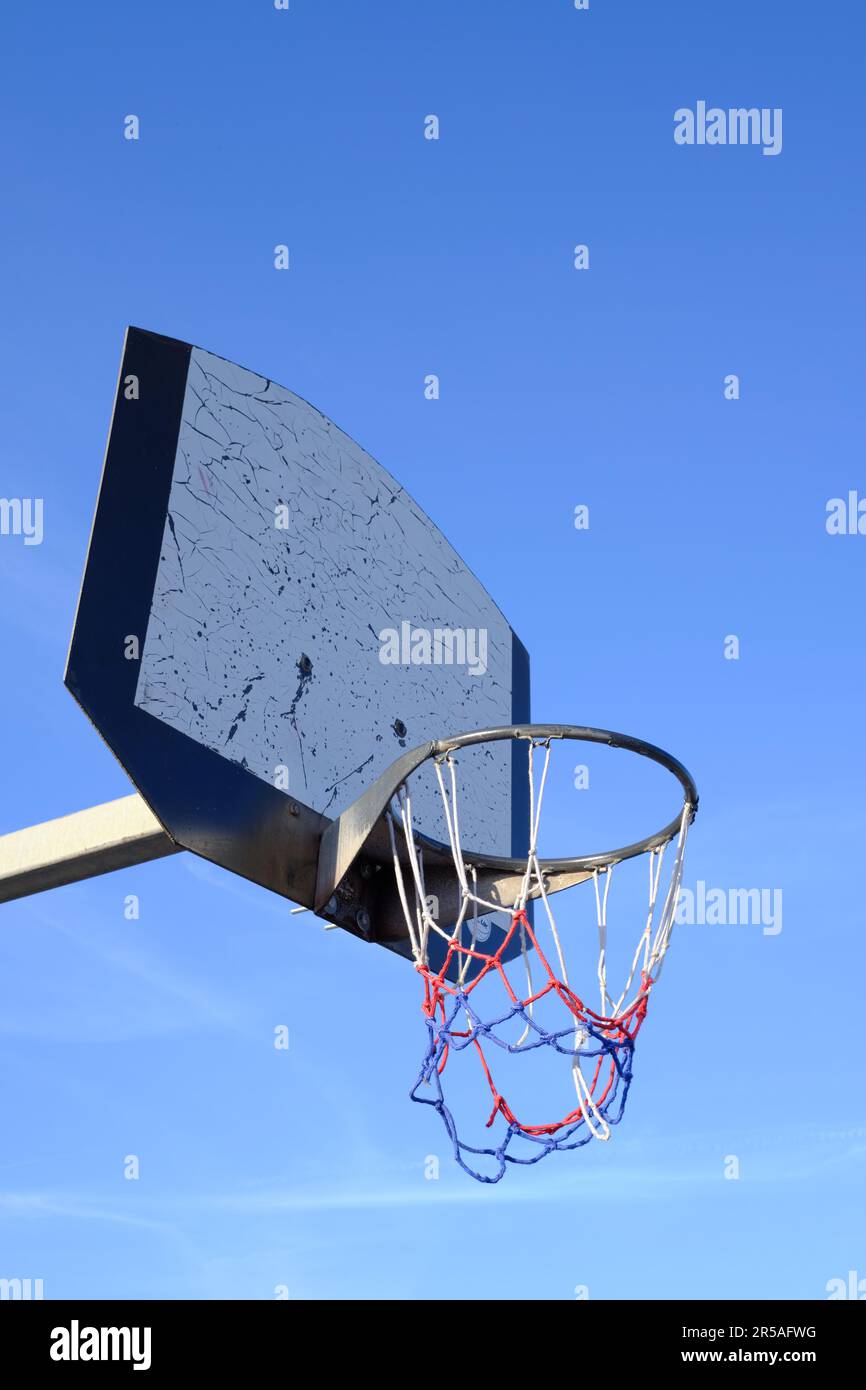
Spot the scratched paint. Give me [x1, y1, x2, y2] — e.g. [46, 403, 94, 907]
[134, 347, 516, 851]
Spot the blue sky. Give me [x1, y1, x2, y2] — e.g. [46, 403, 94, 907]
[1, 0, 864, 1298]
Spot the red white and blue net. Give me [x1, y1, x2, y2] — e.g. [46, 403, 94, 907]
[387, 738, 691, 1183]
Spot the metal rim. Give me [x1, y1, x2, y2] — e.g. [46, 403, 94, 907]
[405, 723, 698, 875]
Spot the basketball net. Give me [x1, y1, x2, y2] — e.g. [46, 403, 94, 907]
[387, 738, 691, 1183]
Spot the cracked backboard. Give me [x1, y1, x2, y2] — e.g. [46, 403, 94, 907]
[66, 328, 530, 949]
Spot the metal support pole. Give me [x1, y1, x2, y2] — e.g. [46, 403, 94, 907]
[0, 795, 181, 904]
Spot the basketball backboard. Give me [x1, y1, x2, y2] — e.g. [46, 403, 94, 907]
[65, 328, 530, 960]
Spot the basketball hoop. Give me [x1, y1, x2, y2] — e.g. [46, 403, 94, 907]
[384, 726, 698, 1183]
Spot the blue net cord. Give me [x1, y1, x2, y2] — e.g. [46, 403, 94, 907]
[391, 744, 693, 1184]
[410, 908, 651, 1184]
